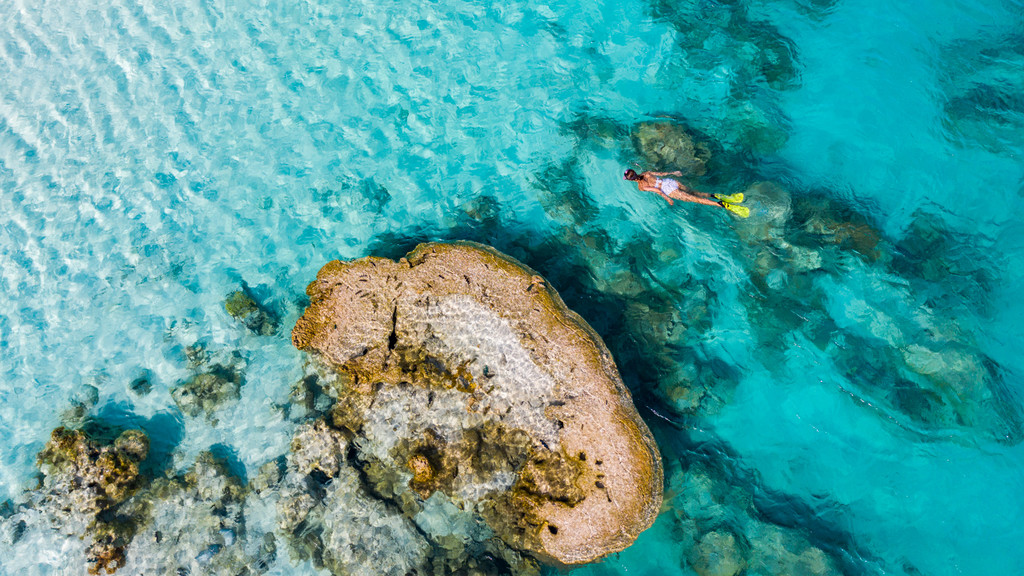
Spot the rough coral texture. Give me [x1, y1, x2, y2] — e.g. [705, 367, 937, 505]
[35, 427, 150, 574]
[276, 420, 438, 576]
[117, 452, 276, 576]
[291, 241, 663, 566]
[24, 429, 274, 576]
[171, 349, 245, 421]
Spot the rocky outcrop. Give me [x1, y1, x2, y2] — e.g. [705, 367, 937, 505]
[17, 423, 277, 576]
[291, 241, 663, 568]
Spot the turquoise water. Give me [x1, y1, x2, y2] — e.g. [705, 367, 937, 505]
[2, 0, 1023, 574]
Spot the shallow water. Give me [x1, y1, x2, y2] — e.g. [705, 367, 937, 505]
[1, 0, 1023, 574]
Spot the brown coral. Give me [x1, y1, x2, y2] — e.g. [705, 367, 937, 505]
[292, 241, 663, 566]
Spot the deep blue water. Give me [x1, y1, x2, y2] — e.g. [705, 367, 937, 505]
[1, 0, 1023, 574]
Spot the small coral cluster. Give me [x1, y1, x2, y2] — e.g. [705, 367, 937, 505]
[224, 288, 278, 336]
[168, 285, 276, 422]
[35, 427, 149, 575]
[171, 346, 246, 422]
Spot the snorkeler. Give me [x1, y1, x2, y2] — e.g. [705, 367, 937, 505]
[624, 169, 748, 217]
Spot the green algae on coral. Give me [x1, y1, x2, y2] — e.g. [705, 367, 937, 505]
[225, 288, 278, 336]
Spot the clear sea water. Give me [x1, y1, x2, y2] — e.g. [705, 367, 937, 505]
[1, 0, 1023, 574]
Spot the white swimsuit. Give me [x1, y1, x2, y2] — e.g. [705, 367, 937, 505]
[656, 178, 680, 195]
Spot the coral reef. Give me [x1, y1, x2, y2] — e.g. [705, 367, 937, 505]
[17, 431, 273, 576]
[649, 0, 802, 90]
[36, 427, 149, 520]
[732, 182, 1020, 443]
[276, 425, 435, 576]
[290, 241, 663, 568]
[645, 0, 799, 153]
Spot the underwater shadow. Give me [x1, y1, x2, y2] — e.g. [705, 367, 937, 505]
[84, 403, 186, 479]
[208, 443, 249, 485]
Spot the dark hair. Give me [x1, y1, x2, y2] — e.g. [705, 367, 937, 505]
[623, 169, 641, 181]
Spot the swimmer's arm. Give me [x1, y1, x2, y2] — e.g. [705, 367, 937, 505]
[645, 171, 685, 177]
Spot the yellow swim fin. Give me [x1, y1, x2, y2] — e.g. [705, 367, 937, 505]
[721, 201, 750, 218]
[714, 192, 745, 204]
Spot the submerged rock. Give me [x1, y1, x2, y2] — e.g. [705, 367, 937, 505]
[61, 384, 101, 426]
[892, 210, 993, 306]
[666, 458, 844, 576]
[291, 241, 663, 567]
[128, 372, 153, 396]
[733, 181, 793, 246]
[794, 196, 883, 262]
[729, 182, 1019, 443]
[632, 121, 711, 175]
[690, 530, 746, 576]
[225, 288, 278, 336]
[172, 368, 242, 420]
[939, 33, 1024, 153]
[283, 372, 331, 422]
[171, 348, 246, 421]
